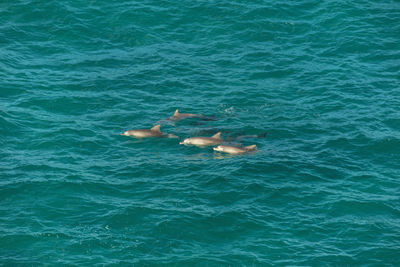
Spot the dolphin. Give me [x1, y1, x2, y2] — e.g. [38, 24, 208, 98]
[169, 109, 204, 121]
[238, 132, 267, 140]
[179, 132, 223, 147]
[226, 132, 267, 141]
[213, 144, 257, 154]
[120, 125, 178, 139]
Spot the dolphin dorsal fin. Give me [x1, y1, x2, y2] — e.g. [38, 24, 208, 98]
[211, 132, 222, 139]
[245, 145, 257, 150]
[150, 125, 161, 132]
[174, 109, 180, 116]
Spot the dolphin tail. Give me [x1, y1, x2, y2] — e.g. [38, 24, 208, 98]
[259, 132, 267, 138]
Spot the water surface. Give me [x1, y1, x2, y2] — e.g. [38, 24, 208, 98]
[1, 0, 400, 265]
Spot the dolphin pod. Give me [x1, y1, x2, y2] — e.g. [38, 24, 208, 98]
[121, 109, 263, 155]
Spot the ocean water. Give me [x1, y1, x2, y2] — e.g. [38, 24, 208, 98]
[1, 0, 400, 265]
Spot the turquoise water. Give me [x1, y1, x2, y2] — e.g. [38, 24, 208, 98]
[1, 0, 400, 265]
